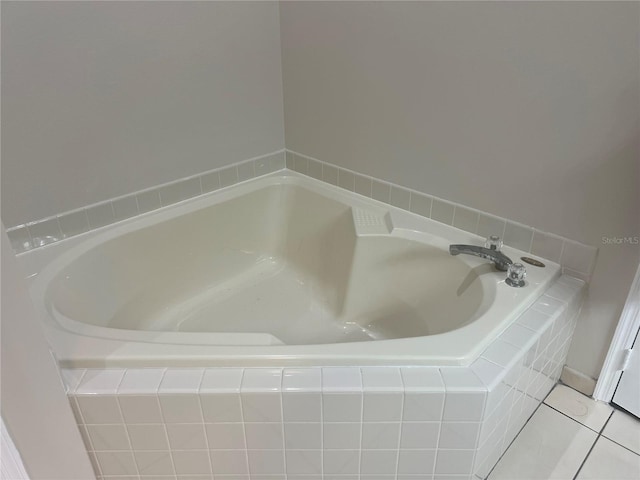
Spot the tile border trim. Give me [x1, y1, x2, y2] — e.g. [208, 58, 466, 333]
[285, 150, 598, 280]
[6, 150, 286, 254]
[7, 148, 597, 280]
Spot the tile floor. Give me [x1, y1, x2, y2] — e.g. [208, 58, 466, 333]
[487, 384, 640, 480]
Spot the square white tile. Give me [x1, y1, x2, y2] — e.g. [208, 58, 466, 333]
[360, 450, 398, 474]
[127, 424, 170, 451]
[544, 384, 613, 432]
[488, 404, 597, 480]
[159, 395, 203, 423]
[76, 396, 123, 424]
[76, 369, 126, 395]
[499, 324, 537, 349]
[282, 368, 322, 392]
[159, 369, 204, 393]
[86, 424, 131, 451]
[363, 393, 403, 422]
[400, 422, 440, 449]
[443, 392, 486, 422]
[402, 392, 445, 421]
[247, 450, 285, 475]
[134, 450, 174, 476]
[241, 368, 282, 392]
[206, 423, 246, 450]
[118, 369, 166, 394]
[438, 422, 481, 449]
[285, 450, 322, 474]
[440, 368, 485, 391]
[245, 422, 284, 450]
[172, 450, 211, 475]
[323, 423, 361, 450]
[576, 436, 640, 480]
[323, 393, 362, 422]
[200, 368, 243, 393]
[242, 392, 282, 422]
[283, 392, 322, 422]
[516, 309, 553, 333]
[435, 449, 475, 475]
[118, 395, 163, 424]
[200, 393, 243, 422]
[322, 368, 362, 392]
[96, 451, 138, 476]
[165, 423, 207, 450]
[531, 295, 566, 317]
[361, 423, 401, 449]
[471, 358, 506, 389]
[602, 409, 640, 455]
[361, 367, 403, 391]
[211, 450, 249, 475]
[400, 367, 444, 392]
[397, 449, 436, 475]
[482, 340, 523, 369]
[284, 423, 322, 450]
[323, 450, 360, 475]
[60, 369, 86, 393]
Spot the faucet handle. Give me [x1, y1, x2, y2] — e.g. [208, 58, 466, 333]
[506, 263, 527, 287]
[485, 235, 503, 251]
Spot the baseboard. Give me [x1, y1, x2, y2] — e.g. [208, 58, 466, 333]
[560, 365, 597, 397]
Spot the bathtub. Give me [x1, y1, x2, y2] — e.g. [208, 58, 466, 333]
[28, 171, 560, 367]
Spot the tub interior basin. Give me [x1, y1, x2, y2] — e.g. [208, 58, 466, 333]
[47, 184, 491, 345]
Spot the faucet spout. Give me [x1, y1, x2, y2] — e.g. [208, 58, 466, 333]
[449, 244, 513, 271]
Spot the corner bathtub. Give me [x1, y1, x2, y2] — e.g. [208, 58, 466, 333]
[28, 172, 560, 367]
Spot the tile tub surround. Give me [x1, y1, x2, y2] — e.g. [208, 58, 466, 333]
[63, 275, 585, 480]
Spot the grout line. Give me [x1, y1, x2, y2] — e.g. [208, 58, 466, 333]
[319, 367, 324, 479]
[600, 434, 640, 457]
[571, 433, 599, 480]
[278, 368, 287, 478]
[484, 399, 545, 480]
[114, 395, 141, 478]
[154, 370, 178, 478]
[431, 378, 446, 478]
[195, 394, 215, 477]
[541, 394, 613, 434]
[527, 229, 535, 253]
[357, 369, 364, 477]
[394, 381, 405, 478]
[598, 410, 640, 457]
[238, 369, 251, 478]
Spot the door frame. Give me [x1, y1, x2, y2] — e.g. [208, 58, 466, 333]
[593, 261, 640, 402]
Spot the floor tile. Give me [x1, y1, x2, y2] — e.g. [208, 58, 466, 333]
[488, 404, 597, 480]
[602, 409, 640, 455]
[544, 384, 613, 432]
[576, 436, 640, 480]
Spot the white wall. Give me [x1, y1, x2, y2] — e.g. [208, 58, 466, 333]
[280, 1, 640, 379]
[1, 223, 95, 479]
[1, 1, 284, 227]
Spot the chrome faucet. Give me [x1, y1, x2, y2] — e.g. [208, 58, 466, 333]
[449, 235, 527, 287]
[449, 244, 514, 271]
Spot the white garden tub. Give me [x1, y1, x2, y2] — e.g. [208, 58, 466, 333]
[28, 172, 560, 367]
